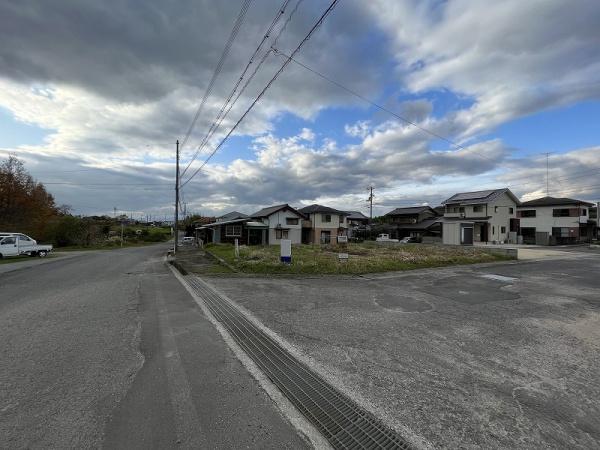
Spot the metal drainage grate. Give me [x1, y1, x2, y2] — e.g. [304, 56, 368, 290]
[184, 275, 412, 450]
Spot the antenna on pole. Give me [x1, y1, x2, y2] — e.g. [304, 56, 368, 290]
[546, 152, 550, 196]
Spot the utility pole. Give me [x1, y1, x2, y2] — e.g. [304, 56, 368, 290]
[174, 139, 180, 255]
[367, 186, 374, 223]
[113, 207, 117, 219]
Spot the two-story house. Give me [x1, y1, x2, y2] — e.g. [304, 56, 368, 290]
[248, 204, 305, 245]
[298, 204, 348, 244]
[384, 206, 440, 239]
[441, 188, 520, 245]
[517, 196, 595, 244]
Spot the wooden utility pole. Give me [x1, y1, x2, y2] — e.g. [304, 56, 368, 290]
[174, 139, 180, 255]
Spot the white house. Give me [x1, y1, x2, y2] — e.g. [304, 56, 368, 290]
[251, 204, 305, 245]
[441, 188, 520, 245]
[517, 196, 595, 244]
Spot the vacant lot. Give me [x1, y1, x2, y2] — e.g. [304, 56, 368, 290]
[206, 242, 511, 274]
[206, 252, 600, 449]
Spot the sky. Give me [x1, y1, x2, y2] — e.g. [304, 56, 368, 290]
[0, 0, 599, 219]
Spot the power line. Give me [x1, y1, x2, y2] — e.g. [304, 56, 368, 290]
[180, 0, 303, 178]
[271, 47, 497, 163]
[179, 0, 253, 153]
[181, 0, 341, 188]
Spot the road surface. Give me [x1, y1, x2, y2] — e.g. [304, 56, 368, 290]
[0, 244, 308, 449]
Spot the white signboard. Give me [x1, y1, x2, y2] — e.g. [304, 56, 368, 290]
[280, 239, 292, 264]
[337, 235, 348, 244]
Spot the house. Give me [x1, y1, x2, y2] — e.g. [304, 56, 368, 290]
[298, 204, 348, 244]
[517, 196, 595, 245]
[216, 211, 248, 222]
[383, 206, 441, 240]
[441, 188, 520, 245]
[345, 211, 369, 238]
[198, 217, 268, 245]
[251, 204, 306, 245]
[345, 211, 369, 227]
[591, 204, 599, 240]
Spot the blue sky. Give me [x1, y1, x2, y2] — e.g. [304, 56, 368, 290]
[0, 0, 599, 217]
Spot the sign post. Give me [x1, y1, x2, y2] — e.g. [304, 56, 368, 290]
[280, 239, 292, 264]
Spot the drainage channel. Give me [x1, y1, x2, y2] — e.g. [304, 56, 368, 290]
[183, 274, 412, 450]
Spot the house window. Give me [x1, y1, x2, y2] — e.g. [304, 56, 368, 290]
[225, 225, 242, 237]
[320, 230, 331, 244]
[494, 206, 498, 213]
[286, 217, 299, 225]
[322, 214, 331, 223]
[509, 207, 514, 214]
[459, 207, 465, 213]
[552, 227, 570, 237]
[473, 205, 483, 213]
[501, 226, 506, 234]
[275, 229, 289, 239]
[492, 226, 495, 235]
[552, 208, 571, 217]
[581, 209, 587, 216]
[518, 210, 536, 218]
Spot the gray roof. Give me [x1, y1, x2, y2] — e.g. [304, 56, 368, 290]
[385, 206, 434, 216]
[217, 211, 248, 221]
[199, 217, 251, 228]
[345, 211, 368, 220]
[519, 196, 594, 207]
[251, 204, 305, 219]
[298, 204, 348, 215]
[394, 217, 441, 230]
[443, 188, 520, 205]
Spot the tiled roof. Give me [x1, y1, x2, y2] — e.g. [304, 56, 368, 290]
[385, 206, 433, 216]
[519, 196, 594, 207]
[298, 204, 348, 215]
[251, 204, 305, 219]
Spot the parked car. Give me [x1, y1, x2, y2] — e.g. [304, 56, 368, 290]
[0, 233, 53, 258]
[375, 233, 399, 243]
[180, 236, 195, 245]
[399, 236, 420, 244]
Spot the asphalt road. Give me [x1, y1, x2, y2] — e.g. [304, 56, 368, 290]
[0, 245, 308, 449]
[207, 251, 600, 449]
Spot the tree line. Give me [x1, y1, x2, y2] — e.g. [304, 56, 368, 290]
[0, 156, 170, 247]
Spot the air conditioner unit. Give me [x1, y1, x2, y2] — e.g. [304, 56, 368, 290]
[459, 213, 465, 218]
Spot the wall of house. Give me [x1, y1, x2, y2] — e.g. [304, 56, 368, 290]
[443, 222, 462, 245]
[261, 209, 303, 244]
[487, 192, 518, 243]
[311, 213, 347, 229]
[518, 205, 589, 234]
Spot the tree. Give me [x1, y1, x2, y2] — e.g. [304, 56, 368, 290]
[0, 156, 60, 238]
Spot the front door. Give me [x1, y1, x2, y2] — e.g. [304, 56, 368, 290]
[461, 226, 473, 245]
[0, 236, 20, 256]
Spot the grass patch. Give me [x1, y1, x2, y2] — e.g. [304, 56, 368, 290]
[206, 242, 513, 275]
[0, 254, 58, 264]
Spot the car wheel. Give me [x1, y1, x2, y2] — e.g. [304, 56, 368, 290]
[38, 251, 48, 257]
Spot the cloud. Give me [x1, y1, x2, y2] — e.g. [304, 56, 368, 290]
[366, 0, 600, 139]
[0, 0, 599, 217]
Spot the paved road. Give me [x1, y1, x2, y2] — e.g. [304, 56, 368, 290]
[0, 245, 308, 449]
[207, 253, 600, 449]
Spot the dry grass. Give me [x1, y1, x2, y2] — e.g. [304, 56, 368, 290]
[206, 242, 512, 275]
